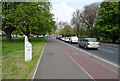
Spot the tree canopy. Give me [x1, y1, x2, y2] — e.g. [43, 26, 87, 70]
[71, 3, 99, 37]
[94, 2, 119, 43]
[59, 25, 75, 37]
[2, 2, 56, 41]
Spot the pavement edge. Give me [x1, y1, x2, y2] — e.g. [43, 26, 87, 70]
[58, 40, 118, 68]
[32, 42, 47, 80]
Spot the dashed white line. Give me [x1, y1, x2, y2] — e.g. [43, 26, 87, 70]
[58, 40, 118, 68]
[101, 44, 118, 50]
[99, 48, 115, 53]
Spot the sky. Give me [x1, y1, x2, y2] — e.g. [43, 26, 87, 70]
[51, 0, 103, 23]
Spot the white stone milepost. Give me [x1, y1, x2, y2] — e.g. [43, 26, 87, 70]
[25, 36, 32, 62]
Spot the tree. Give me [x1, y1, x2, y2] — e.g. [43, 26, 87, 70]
[59, 25, 75, 37]
[2, 2, 18, 41]
[2, 2, 56, 41]
[95, 2, 119, 43]
[80, 3, 99, 37]
[0, 2, 2, 30]
[30, 2, 56, 37]
[15, 2, 49, 37]
[71, 9, 82, 37]
[71, 3, 99, 37]
[57, 21, 63, 30]
[57, 21, 69, 30]
[12, 29, 23, 37]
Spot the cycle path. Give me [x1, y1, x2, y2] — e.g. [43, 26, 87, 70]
[33, 38, 91, 79]
[33, 38, 118, 80]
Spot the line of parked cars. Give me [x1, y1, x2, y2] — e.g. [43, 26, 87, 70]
[56, 36, 100, 50]
[56, 36, 78, 43]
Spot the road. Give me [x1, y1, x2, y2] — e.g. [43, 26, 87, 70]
[66, 42, 119, 66]
[33, 38, 119, 80]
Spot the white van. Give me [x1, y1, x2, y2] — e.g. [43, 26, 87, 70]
[69, 37, 78, 43]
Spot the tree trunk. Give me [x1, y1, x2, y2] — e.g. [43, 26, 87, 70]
[112, 38, 116, 43]
[87, 28, 90, 38]
[77, 25, 79, 37]
[37, 35, 39, 38]
[26, 26, 30, 39]
[6, 32, 12, 42]
[26, 33, 30, 39]
[3, 26, 16, 42]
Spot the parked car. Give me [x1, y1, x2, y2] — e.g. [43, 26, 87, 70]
[78, 38, 100, 49]
[69, 36, 78, 43]
[64, 37, 70, 42]
[56, 36, 62, 40]
[61, 37, 66, 41]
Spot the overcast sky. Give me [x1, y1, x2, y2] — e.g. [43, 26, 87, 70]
[51, 0, 103, 23]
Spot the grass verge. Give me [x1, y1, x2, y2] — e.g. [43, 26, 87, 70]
[99, 40, 120, 44]
[0, 36, 2, 80]
[2, 37, 47, 79]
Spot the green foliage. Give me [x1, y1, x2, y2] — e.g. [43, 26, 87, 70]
[59, 25, 75, 37]
[0, 3, 2, 30]
[71, 3, 99, 37]
[2, 2, 16, 30]
[2, 2, 56, 41]
[94, 2, 120, 43]
[2, 2, 17, 41]
[79, 28, 87, 38]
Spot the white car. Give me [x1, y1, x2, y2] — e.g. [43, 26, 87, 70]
[78, 38, 100, 49]
[64, 37, 70, 42]
[69, 37, 78, 43]
[61, 37, 65, 41]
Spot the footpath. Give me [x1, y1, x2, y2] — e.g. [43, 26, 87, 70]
[33, 38, 91, 79]
[33, 38, 119, 81]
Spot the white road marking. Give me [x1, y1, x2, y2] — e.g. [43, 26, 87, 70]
[101, 44, 119, 50]
[58, 40, 119, 75]
[60, 46, 95, 80]
[58, 40, 119, 68]
[99, 48, 115, 53]
[32, 43, 46, 80]
[107, 46, 119, 50]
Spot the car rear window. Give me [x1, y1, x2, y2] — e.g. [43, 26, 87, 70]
[88, 39, 97, 42]
[72, 37, 78, 39]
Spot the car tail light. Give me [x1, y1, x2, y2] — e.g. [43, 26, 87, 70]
[98, 43, 100, 45]
[87, 43, 90, 45]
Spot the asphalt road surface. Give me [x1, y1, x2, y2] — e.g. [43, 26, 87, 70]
[33, 38, 119, 80]
[64, 41, 119, 66]
[34, 39, 92, 79]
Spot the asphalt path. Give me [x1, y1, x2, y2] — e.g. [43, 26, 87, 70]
[33, 38, 119, 80]
[58, 40, 118, 79]
[34, 38, 92, 79]
[64, 41, 119, 65]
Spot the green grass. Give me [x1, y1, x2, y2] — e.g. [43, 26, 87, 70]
[2, 37, 47, 79]
[0, 36, 2, 80]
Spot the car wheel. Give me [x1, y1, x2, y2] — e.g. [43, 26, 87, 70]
[78, 44, 81, 47]
[95, 48, 98, 50]
[78, 44, 80, 47]
[84, 46, 87, 49]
